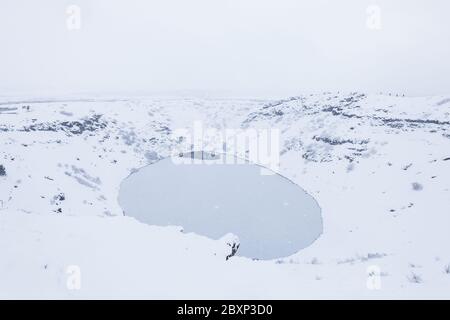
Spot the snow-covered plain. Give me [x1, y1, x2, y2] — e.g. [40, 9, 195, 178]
[0, 92, 449, 299]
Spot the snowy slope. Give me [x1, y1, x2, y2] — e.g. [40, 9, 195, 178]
[0, 93, 449, 299]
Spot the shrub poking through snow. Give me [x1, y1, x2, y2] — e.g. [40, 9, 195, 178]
[220, 233, 240, 261]
[0, 165, 6, 176]
[444, 265, 450, 274]
[407, 272, 423, 283]
[412, 182, 423, 191]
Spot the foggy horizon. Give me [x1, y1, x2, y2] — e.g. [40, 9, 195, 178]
[1, 0, 449, 98]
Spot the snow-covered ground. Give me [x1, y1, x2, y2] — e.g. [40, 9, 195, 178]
[1, 92, 449, 299]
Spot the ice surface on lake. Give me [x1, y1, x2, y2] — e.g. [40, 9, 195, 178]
[119, 153, 322, 260]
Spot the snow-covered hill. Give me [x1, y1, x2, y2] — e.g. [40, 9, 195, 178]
[1, 92, 449, 299]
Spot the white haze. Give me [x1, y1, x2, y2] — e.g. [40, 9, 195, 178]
[0, 0, 449, 98]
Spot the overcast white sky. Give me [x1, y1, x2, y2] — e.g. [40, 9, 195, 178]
[1, 0, 449, 97]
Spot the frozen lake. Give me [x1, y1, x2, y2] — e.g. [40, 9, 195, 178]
[118, 152, 322, 260]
